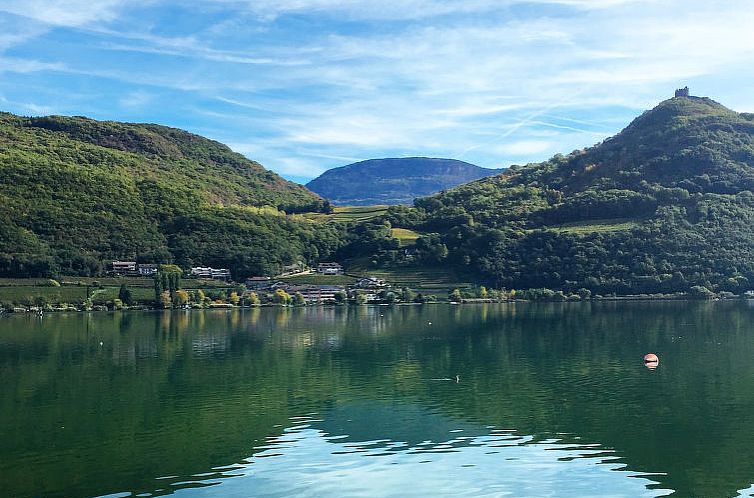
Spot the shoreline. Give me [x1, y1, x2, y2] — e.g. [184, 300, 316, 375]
[0, 295, 746, 315]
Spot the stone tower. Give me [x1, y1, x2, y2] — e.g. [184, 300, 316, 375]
[675, 86, 690, 98]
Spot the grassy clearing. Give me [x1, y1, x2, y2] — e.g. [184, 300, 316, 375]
[0, 276, 234, 306]
[0, 285, 161, 305]
[89, 287, 156, 304]
[542, 219, 639, 233]
[0, 278, 56, 287]
[391, 228, 421, 246]
[0, 286, 88, 305]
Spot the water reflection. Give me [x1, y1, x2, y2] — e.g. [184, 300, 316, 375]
[215, 418, 668, 498]
[140, 403, 669, 498]
[2, 303, 754, 497]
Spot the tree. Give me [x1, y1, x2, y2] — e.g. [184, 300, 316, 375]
[157, 264, 183, 301]
[577, 288, 592, 300]
[153, 274, 163, 304]
[246, 291, 261, 306]
[118, 284, 133, 306]
[229, 291, 241, 305]
[174, 289, 190, 306]
[450, 288, 462, 302]
[160, 290, 172, 309]
[334, 291, 347, 304]
[355, 292, 367, 305]
[479, 286, 488, 299]
[293, 292, 306, 306]
[689, 285, 715, 300]
[274, 289, 291, 305]
[401, 287, 416, 303]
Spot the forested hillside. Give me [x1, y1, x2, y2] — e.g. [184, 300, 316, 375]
[7, 95, 754, 295]
[376, 96, 754, 295]
[0, 112, 338, 278]
[307, 157, 500, 205]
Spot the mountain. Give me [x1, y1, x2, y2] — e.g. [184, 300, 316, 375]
[377, 94, 754, 295]
[0, 112, 339, 278]
[306, 157, 501, 205]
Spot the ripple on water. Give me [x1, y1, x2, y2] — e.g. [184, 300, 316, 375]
[129, 421, 670, 498]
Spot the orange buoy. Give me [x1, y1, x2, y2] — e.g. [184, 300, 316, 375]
[644, 353, 659, 369]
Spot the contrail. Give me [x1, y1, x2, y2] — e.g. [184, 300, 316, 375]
[457, 89, 589, 159]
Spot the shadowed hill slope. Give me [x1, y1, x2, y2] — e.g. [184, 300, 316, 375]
[306, 157, 501, 205]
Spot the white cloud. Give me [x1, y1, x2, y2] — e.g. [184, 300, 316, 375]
[0, 0, 130, 27]
[222, 0, 648, 21]
[3, 0, 754, 180]
[0, 57, 66, 74]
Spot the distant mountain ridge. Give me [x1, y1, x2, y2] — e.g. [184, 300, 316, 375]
[306, 157, 502, 205]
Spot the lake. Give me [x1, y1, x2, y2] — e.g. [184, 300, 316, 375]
[2, 302, 754, 497]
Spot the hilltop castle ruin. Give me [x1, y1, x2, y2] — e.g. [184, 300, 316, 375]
[675, 86, 690, 98]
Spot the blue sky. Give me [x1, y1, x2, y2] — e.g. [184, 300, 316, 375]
[1, 1, 754, 184]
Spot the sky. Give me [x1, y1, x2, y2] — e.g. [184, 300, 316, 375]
[1, 1, 754, 184]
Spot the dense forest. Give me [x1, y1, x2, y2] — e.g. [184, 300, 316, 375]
[0, 112, 337, 279]
[374, 96, 754, 295]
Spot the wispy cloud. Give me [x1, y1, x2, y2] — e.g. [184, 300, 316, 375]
[0, 56, 66, 74]
[1, 0, 753, 179]
[0, 0, 131, 27]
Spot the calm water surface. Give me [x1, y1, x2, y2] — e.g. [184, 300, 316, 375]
[2, 302, 754, 497]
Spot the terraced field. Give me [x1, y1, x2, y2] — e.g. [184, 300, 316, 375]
[542, 219, 639, 233]
[299, 205, 390, 223]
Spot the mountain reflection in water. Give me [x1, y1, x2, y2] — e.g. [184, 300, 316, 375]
[2, 302, 754, 497]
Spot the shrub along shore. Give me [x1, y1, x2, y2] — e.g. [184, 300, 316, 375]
[0, 275, 741, 314]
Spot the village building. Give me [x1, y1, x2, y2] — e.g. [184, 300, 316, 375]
[276, 283, 345, 303]
[111, 261, 137, 275]
[191, 266, 231, 280]
[137, 263, 160, 276]
[317, 262, 344, 275]
[281, 261, 307, 275]
[348, 288, 381, 303]
[245, 276, 272, 290]
[354, 276, 388, 289]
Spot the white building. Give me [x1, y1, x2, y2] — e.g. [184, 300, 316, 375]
[317, 262, 344, 275]
[191, 266, 231, 280]
[111, 261, 137, 275]
[137, 263, 160, 276]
